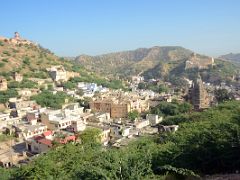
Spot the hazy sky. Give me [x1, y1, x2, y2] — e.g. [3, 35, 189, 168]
[1, 0, 240, 57]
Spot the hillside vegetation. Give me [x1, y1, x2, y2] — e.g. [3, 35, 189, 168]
[0, 38, 72, 77]
[0, 36, 126, 90]
[75, 46, 192, 77]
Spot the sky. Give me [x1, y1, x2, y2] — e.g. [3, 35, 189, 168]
[1, 0, 240, 57]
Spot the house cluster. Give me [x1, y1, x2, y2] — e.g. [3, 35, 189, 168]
[0, 96, 166, 167]
[77, 82, 109, 97]
[90, 90, 150, 118]
[0, 66, 183, 168]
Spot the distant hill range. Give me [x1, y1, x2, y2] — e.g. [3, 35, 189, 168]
[75, 46, 239, 85]
[219, 53, 240, 63]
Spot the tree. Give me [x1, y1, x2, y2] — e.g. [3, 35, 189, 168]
[138, 82, 145, 89]
[47, 84, 54, 91]
[128, 110, 139, 121]
[63, 81, 76, 90]
[0, 89, 18, 104]
[151, 102, 179, 116]
[0, 167, 12, 180]
[31, 90, 72, 109]
[22, 57, 30, 65]
[178, 102, 192, 113]
[79, 128, 102, 146]
[214, 89, 234, 103]
[8, 79, 38, 89]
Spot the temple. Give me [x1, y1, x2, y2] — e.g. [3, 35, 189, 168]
[188, 74, 210, 110]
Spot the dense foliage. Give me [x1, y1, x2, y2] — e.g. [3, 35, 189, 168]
[214, 88, 234, 102]
[128, 110, 139, 121]
[0, 89, 18, 104]
[2, 101, 240, 179]
[151, 101, 192, 116]
[31, 90, 73, 109]
[8, 79, 38, 89]
[138, 82, 169, 93]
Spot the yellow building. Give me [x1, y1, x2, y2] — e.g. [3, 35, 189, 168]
[90, 98, 148, 118]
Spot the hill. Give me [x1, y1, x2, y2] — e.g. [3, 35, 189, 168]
[219, 53, 240, 63]
[0, 33, 126, 92]
[75, 46, 239, 85]
[75, 46, 193, 77]
[0, 33, 73, 78]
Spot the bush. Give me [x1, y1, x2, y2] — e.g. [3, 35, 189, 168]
[151, 101, 192, 117]
[23, 57, 30, 65]
[8, 79, 38, 89]
[63, 81, 76, 90]
[0, 62, 5, 68]
[2, 58, 8, 63]
[0, 89, 18, 103]
[31, 90, 73, 109]
[2, 51, 10, 56]
[128, 110, 140, 121]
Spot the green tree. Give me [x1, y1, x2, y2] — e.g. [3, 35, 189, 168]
[31, 90, 72, 109]
[214, 88, 234, 103]
[128, 110, 139, 121]
[47, 84, 54, 91]
[0, 167, 12, 180]
[79, 128, 102, 146]
[63, 81, 76, 90]
[0, 89, 18, 103]
[138, 82, 146, 89]
[22, 57, 30, 65]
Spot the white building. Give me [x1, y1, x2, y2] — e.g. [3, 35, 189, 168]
[41, 103, 87, 132]
[135, 119, 150, 129]
[146, 114, 163, 126]
[14, 123, 48, 140]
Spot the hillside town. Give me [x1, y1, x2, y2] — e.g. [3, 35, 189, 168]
[1, 1, 240, 179]
[0, 57, 240, 168]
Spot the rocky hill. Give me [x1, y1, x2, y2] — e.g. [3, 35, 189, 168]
[0, 33, 72, 78]
[219, 53, 240, 63]
[75, 46, 192, 77]
[75, 46, 238, 84]
[0, 33, 126, 90]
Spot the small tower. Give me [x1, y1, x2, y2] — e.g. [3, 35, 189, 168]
[14, 32, 21, 40]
